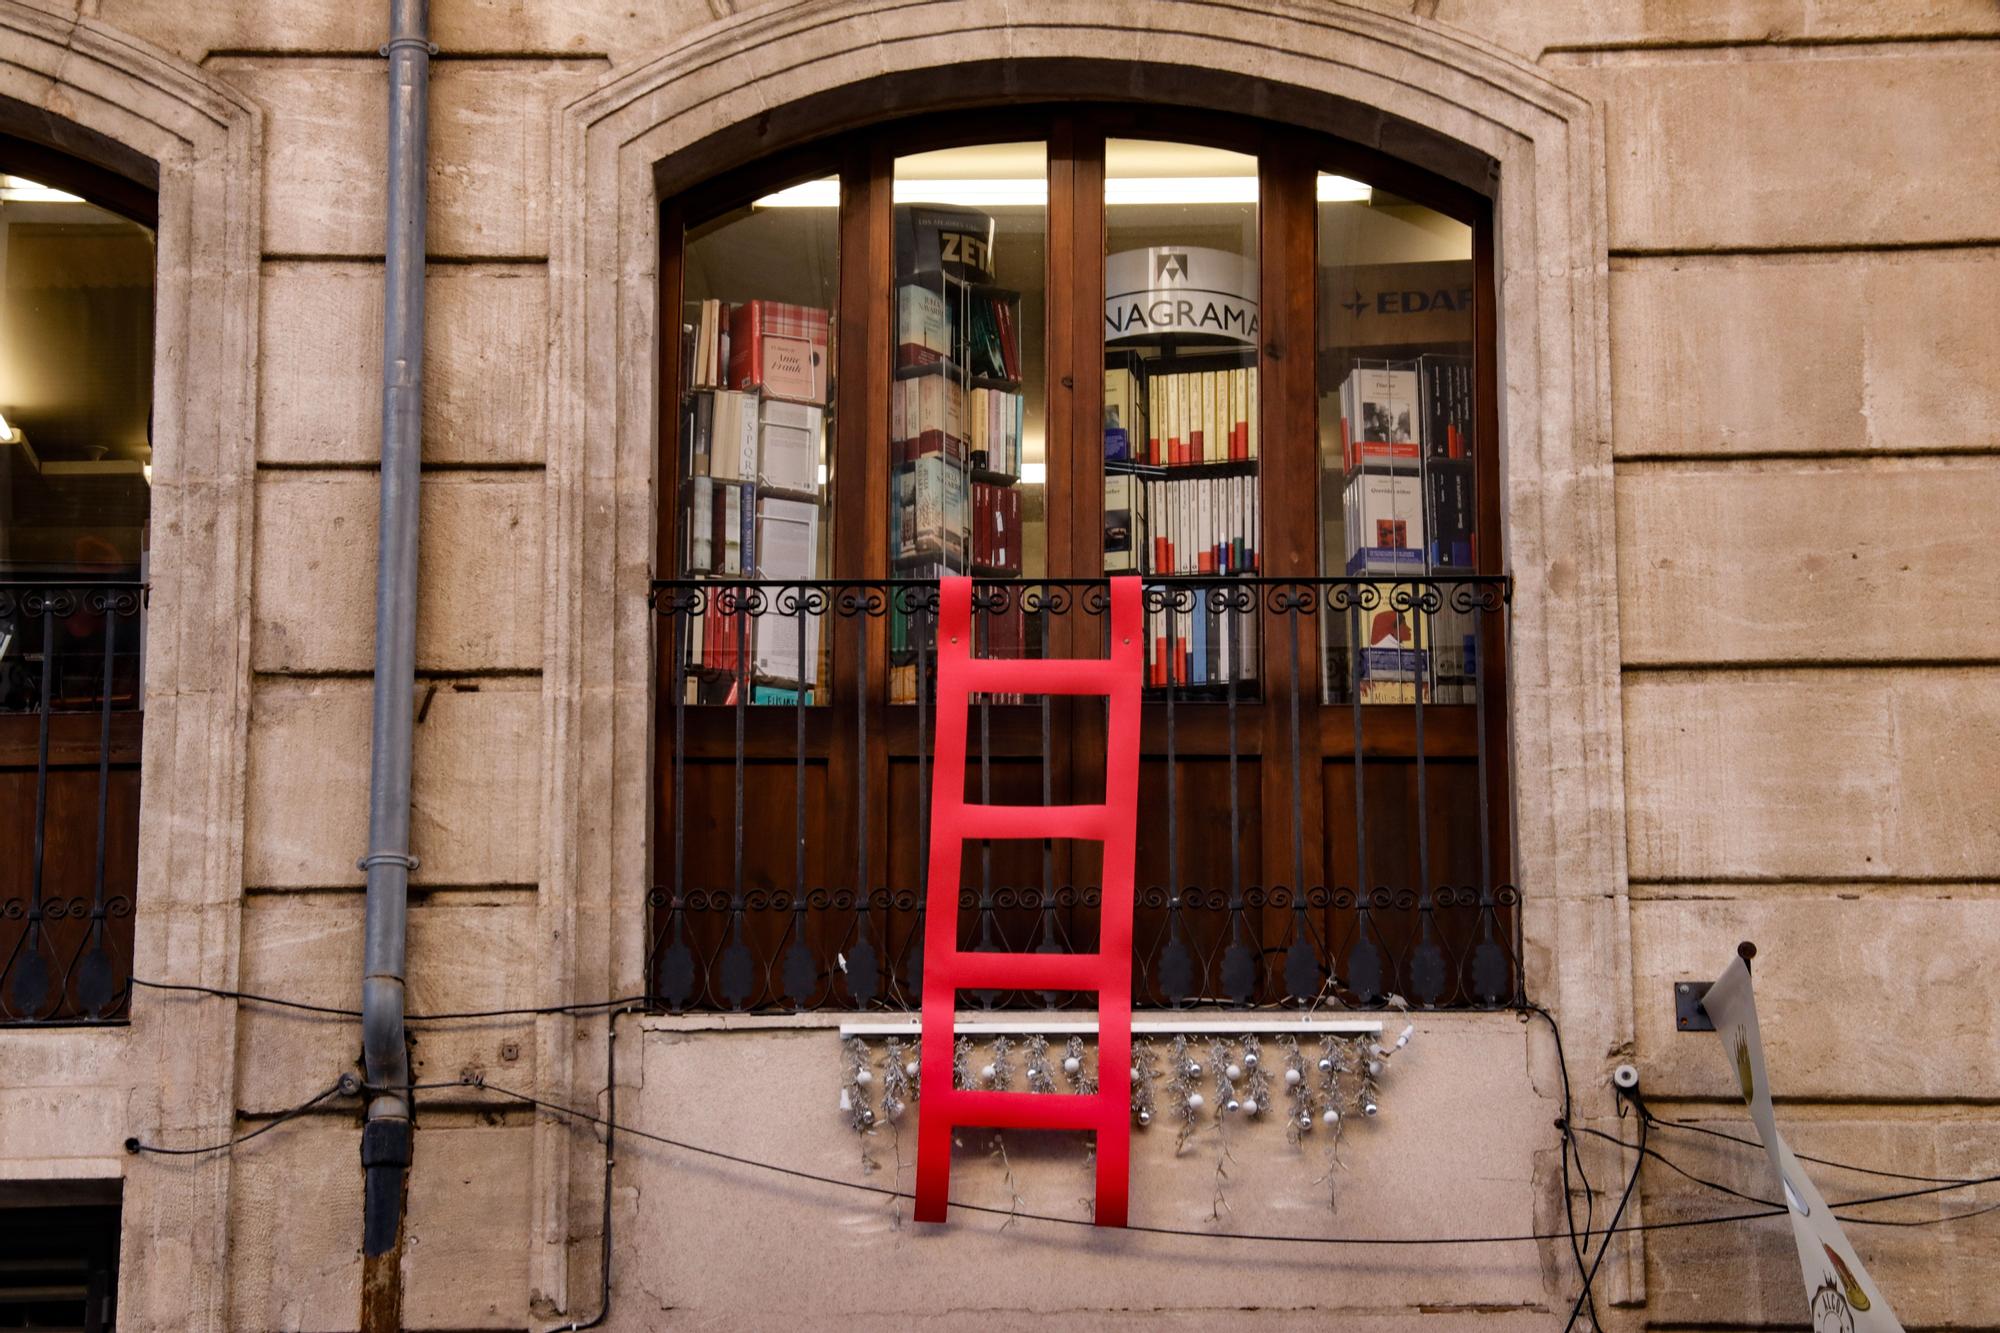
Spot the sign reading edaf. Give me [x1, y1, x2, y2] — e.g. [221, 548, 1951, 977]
[1105, 246, 1258, 345]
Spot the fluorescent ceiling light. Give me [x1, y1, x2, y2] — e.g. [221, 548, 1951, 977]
[0, 175, 84, 204]
[753, 175, 1372, 208]
[1315, 175, 1373, 203]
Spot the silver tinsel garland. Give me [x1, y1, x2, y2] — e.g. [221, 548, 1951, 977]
[834, 1024, 1417, 1217]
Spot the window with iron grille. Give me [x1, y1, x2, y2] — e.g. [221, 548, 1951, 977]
[650, 108, 1515, 1013]
[0, 137, 154, 1025]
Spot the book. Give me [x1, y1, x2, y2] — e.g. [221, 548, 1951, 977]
[972, 480, 1022, 575]
[1424, 457, 1475, 570]
[892, 373, 968, 464]
[897, 284, 951, 367]
[1417, 353, 1472, 461]
[727, 300, 830, 405]
[757, 399, 822, 499]
[1343, 471, 1425, 574]
[1340, 366, 1421, 471]
[1104, 351, 1145, 462]
[1103, 472, 1142, 573]
[892, 455, 970, 569]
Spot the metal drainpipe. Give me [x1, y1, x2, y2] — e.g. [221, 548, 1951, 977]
[360, 0, 429, 1324]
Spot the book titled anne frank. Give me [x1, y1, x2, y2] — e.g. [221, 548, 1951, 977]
[726, 300, 830, 405]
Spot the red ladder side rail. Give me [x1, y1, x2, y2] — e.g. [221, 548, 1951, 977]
[915, 576, 1144, 1227]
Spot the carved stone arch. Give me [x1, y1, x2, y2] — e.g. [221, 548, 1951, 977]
[541, 0, 1626, 1309]
[0, 6, 261, 1327]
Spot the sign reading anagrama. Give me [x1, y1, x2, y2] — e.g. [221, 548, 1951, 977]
[1105, 246, 1259, 344]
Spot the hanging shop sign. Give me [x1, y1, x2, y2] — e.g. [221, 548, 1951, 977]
[1702, 952, 1904, 1332]
[1105, 246, 1258, 345]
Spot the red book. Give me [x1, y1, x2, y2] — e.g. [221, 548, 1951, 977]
[727, 300, 830, 404]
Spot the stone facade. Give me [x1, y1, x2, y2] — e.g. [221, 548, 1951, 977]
[1, 0, 1995, 1328]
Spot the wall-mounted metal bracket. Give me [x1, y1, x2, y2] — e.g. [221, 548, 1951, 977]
[1675, 980, 1715, 1032]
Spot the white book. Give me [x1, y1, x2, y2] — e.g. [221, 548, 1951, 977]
[758, 399, 822, 498]
[688, 475, 713, 572]
[722, 483, 743, 576]
[754, 496, 820, 582]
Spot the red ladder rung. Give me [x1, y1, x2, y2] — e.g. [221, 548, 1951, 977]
[928, 1088, 1122, 1133]
[934, 951, 1107, 992]
[950, 802, 1116, 843]
[952, 655, 1125, 696]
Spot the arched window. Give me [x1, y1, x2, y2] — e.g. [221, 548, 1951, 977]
[0, 136, 154, 1024]
[650, 108, 1510, 1012]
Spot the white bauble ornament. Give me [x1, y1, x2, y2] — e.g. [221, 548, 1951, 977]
[1241, 1098, 1259, 1116]
[1366, 1059, 1383, 1076]
[1321, 1108, 1341, 1125]
[1129, 1065, 1141, 1080]
[980, 1063, 997, 1082]
[1283, 1068, 1301, 1086]
[1225, 1063, 1243, 1081]
[1063, 1056, 1081, 1074]
[1187, 1092, 1206, 1110]
[855, 1069, 874, 1086]
[904, 1060, 919, 1078]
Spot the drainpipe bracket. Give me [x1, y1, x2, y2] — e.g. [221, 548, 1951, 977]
[358, 852, 420, 873]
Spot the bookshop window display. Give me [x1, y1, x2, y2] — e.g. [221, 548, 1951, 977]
[654, 110, 1508, 1011]
[0, 155, 154, 1023]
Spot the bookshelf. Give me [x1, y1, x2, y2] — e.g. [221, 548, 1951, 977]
[1328, 352, 1477, 705]
[889, 205, 1032, 703]
[1102, 320, 1262, 697]
[675, 294, 832, 705]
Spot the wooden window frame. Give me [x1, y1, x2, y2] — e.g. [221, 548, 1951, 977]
[653, 104, 1509, 1007]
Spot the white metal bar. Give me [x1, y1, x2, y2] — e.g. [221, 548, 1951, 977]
[839, 1016, 1384, 1039]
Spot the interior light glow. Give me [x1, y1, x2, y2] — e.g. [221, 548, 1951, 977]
[753, 175, 1372, 208]
[1020, 462, 1047, 485]
[0, 175, 85, 204]
[1315, 175, 1373, 203]
[752, 179, 842, 208]
[0, 412, 12, 442]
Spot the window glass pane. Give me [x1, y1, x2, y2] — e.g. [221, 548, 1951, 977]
[1, 177, 153, 584]
[1, 172, 151, 1025]
[1315, 175, 1474, 704]
[675, 174, 837, 704]
[1102, 139, 1260, 698]
[889, 143, 1046, 701]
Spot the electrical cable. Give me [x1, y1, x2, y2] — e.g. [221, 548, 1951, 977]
[1649, 1115, 1976, 1186]
[123, 1079, 348, 1156]
[130, 975, 653, 1023]
[1521, 1003, 1599, 1329]
[448, 1073, 1951, 1249]
[1564, 1110, 1647, 1332]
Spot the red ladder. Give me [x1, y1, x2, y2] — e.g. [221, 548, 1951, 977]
[915, 576, 1144, 1226]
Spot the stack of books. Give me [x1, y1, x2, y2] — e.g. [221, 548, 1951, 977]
[1333, 354, 1477, 703]
[678, 297, 832, 699]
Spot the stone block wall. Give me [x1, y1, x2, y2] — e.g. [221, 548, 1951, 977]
[1, 0, 1995, 1327]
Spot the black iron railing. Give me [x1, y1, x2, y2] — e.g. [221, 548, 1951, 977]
[0, 582, 146, 1024]
[648, 576, 1517, 1012]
